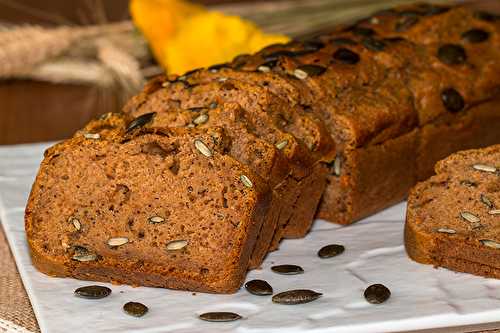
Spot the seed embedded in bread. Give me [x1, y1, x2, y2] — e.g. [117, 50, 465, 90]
[194, 139, 212, 157]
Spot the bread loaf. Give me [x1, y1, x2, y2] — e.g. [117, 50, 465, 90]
[26, 3, 500, 293]
[405, 144, 500, 278]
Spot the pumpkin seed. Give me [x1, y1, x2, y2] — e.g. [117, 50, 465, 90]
[194, 139, 212, 157]
[83, 133, 100, 140]
[460, 211, 480, 224]
[436, 228, 456, 234]
[245, 279, 273, 296]
[107, 237, 129, 247]
[296, 64, 327, 76]
[333, 48, 360, 64]
[271, 264, 304, 275]
[293, 68, 308, 80]
[166, 240, 188, 251]
[275, 140, 288, 150]
[318, 244, 345, 258]
[333, 155, 342, 176]
[351, 26, 375, 37]
[68, 217, 81, 231]
[193, 113, 208, 125]
[148, 216, 165, 224]
[489, 209, 500, 215]
[480, 194, 494, 209]
[461, 29, 490, 43]
[240, 174, 253, 188]
[330, 37, 357, 45]
[437, 44, 467, 65]
[126, 112, 156, 133]
[364, 284, 391, 304]
[257, 65, 271, 73]
[480, 240, 500, 249]
[362, 37, 386, 51]
[395, 16, 419, 32]
[460, 180, 477, 187]
[441, 88, 464, 113]
[123, 302, 148, 317]
[199, 312, 242, 322]
[272, 289, 322, 305]
[472, 164, 497, 173]
[72, 246, 97, 262]
[74, 285, 111, 299]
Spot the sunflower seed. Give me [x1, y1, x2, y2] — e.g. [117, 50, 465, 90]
[192, 113, 209, 125]
[472, 164, 497, 173]
[107, 237, 129, 247]
[333, 155, 342, 176]
[489, 209, 500, 215]
[194, 140, 212, 157]
[166, 240, 188, 251]
[480, 239, 500, 249]
[126, 112, 156, 133]
[318, 244, 345, 258]
[83, 133, 100, 140]
[271, 264, 304, 275]
[69, 217, 81, 231]
[245, 279, 273, 296]
[148, 216, 165, 224]
[240, 174, 253, 188]
[199, 312, 242, 322]
[480, 194, 494, 209]
[258, 65, 271, 73]
[275, 140, 288, 150]
[123, 302, 148, 317]
[460, 211, 480, 224]
[74, 285, 111, 299]
[436, 228, 456, 234]
[272, 289, 322, 305]
[364, 284, 391, 304]
[293, 68, 308, 80]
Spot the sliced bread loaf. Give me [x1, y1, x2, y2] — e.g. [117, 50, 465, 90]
[25, 114, 272, 293]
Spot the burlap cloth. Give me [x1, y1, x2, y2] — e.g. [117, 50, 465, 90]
[0, 226, 39, 333]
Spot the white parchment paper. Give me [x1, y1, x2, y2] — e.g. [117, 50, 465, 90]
[0, 142, 499, 333]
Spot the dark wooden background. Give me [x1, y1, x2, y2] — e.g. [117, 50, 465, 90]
[0, 0, 498, 145]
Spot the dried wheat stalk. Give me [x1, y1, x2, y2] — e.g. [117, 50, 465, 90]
[0, 22, 134, 78]
[97, 38, 145, 100]
[17, 58, 115, 87]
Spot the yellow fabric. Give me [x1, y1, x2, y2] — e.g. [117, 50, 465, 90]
[130, 0, 289, 74]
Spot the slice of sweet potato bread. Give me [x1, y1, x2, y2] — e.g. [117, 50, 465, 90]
[25, 122, 272, 293]
[405, 144, 500, 278]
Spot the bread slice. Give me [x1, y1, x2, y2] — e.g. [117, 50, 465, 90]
[405, 144, 500, 278]
[138, 104, 294, 268]
[25, 116, 272, 293]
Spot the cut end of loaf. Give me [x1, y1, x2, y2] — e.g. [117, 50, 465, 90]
[25, 119, 271, 293]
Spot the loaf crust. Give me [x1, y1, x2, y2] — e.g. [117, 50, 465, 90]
[124, 3, 500, 226]
[405, 144, 500, 278]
